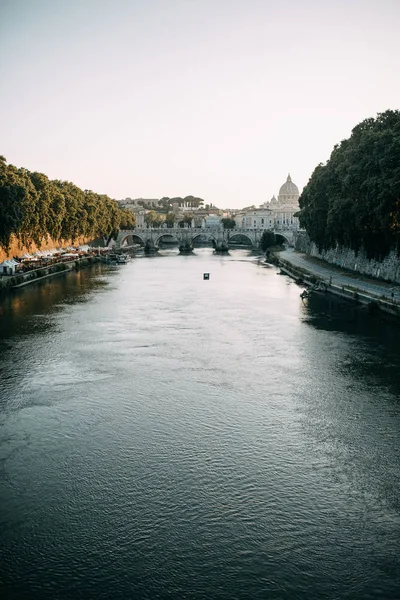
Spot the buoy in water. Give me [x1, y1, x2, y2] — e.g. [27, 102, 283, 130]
[203, 273, 210, 280]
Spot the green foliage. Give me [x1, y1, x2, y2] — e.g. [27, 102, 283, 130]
[144, 210, 160, 227]
[178, 213, 193, 227]
[260, 230, 276, 251]
[158, 196, 205, 209]
[0, 158, 135, 251]
[165, 212, 175, 228]
[221, 217, 236, 229]
[298, 110, 400, 259]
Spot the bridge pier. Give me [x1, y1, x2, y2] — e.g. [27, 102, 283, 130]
[179, 238, 194, 254]
[144, 239, 157, 254]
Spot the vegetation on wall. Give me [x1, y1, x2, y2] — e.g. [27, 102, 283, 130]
[297, 110, 400, 260]
[0, 156, 135, 252]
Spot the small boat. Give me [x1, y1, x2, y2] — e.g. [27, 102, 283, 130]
[116, 254, 128, 264]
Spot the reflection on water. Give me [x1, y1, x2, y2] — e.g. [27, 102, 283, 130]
[302, 293, 400, 397]
[1, 250, 400, 600]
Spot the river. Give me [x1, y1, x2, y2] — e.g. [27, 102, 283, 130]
[1, 249, 400, 599]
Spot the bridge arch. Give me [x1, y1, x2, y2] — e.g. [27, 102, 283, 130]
[228, 232, 254, 247]
[274, 232, 292, 246]
[120, 233, 145, 246]
[191, 232, 217, 246]
[154, 233, 180, 247]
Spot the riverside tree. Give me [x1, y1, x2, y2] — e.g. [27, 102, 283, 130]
[0, 157, 135, 251]
[297, 110, 400, 259]
[260, 231, 276, 251]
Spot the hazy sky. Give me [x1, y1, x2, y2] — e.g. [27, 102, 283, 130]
[1, 0, 399, 208]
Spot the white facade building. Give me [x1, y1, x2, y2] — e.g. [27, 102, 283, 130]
[236, 209, 274, 229]
[204, 215, 221, 228]
[236, 174, 301, 231]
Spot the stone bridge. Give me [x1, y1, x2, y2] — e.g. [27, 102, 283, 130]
[113, 227, 296, 250]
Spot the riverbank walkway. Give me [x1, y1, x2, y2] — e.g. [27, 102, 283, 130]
[277, 248, 400, 304]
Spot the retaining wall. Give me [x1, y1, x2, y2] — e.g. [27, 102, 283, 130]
[295, 232, 400, 284]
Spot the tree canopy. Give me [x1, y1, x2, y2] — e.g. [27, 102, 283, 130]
[158, 196, 205, 209]
[297, 110, 400, 260]
[221, 217, 236, 229]
[260, 231, 276, 251]
[0, 157, 135, 251]
[144, 210, 165, 227]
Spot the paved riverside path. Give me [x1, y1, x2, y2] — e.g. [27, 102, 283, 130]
[278, 248, 400, 303]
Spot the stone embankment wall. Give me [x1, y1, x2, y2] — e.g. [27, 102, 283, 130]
[295, 232, 400, 284]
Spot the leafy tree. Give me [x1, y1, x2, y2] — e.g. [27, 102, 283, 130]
[178, 213, 193, 227]
[260, 231, 276, 251]
[153, 214, 165, 228]
[159, 197, 172, 210]
[221, 217, 236, 229]
[0, 159, 27, 250]
[144, 210, 159, 227]
[119, 208, 136, 229]
[0, 157, 136, 252]
[298, 110, 400, 260]
[183, 195, 204, 208]
[165, 212, 175, 228]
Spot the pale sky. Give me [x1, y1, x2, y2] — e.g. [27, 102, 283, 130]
[1, 0, 399, 208]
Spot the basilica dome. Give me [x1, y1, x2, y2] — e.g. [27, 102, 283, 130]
[279, 174, 299, 197]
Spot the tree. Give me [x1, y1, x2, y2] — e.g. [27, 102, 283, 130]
[119, 208, 136, 229]
[221, 217, 236, 229]
[0, 157, 136, 252]
[260, 231, 276, 251]
[183, 195, 204, 208]
[298, 110, 400, 259]
[144, 210, 159, 227]
[165, 212, 175, 228]
[153, 214, 165, 228]
[178, 213, 193, 227]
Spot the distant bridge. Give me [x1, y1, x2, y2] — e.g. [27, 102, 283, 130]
[114, 227, 296, 250]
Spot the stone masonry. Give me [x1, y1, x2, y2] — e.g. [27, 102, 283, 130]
[295, 232, 400, 284]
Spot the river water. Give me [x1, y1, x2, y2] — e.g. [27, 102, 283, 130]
[1, 249, 400, 599]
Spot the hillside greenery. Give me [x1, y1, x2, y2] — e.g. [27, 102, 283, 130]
[0, 157, 135, 251]
[298, 110, 400, 259]
[158, 196, 204, 209]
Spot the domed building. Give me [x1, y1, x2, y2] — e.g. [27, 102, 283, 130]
[277, 174, 300, 207]
[235, 173, 301, 234]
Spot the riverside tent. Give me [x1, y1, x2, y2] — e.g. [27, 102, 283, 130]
[0, 260, 18, 275]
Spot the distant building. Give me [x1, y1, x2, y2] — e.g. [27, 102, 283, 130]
[235, 208, 274, 229]
[204, 215, 221, 228]
[236, 174, 301, 231]
[277, 173, 300, 207]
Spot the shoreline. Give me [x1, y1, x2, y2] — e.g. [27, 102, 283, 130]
[0, 255, 106, 295]
[273, 251, 400, 317]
